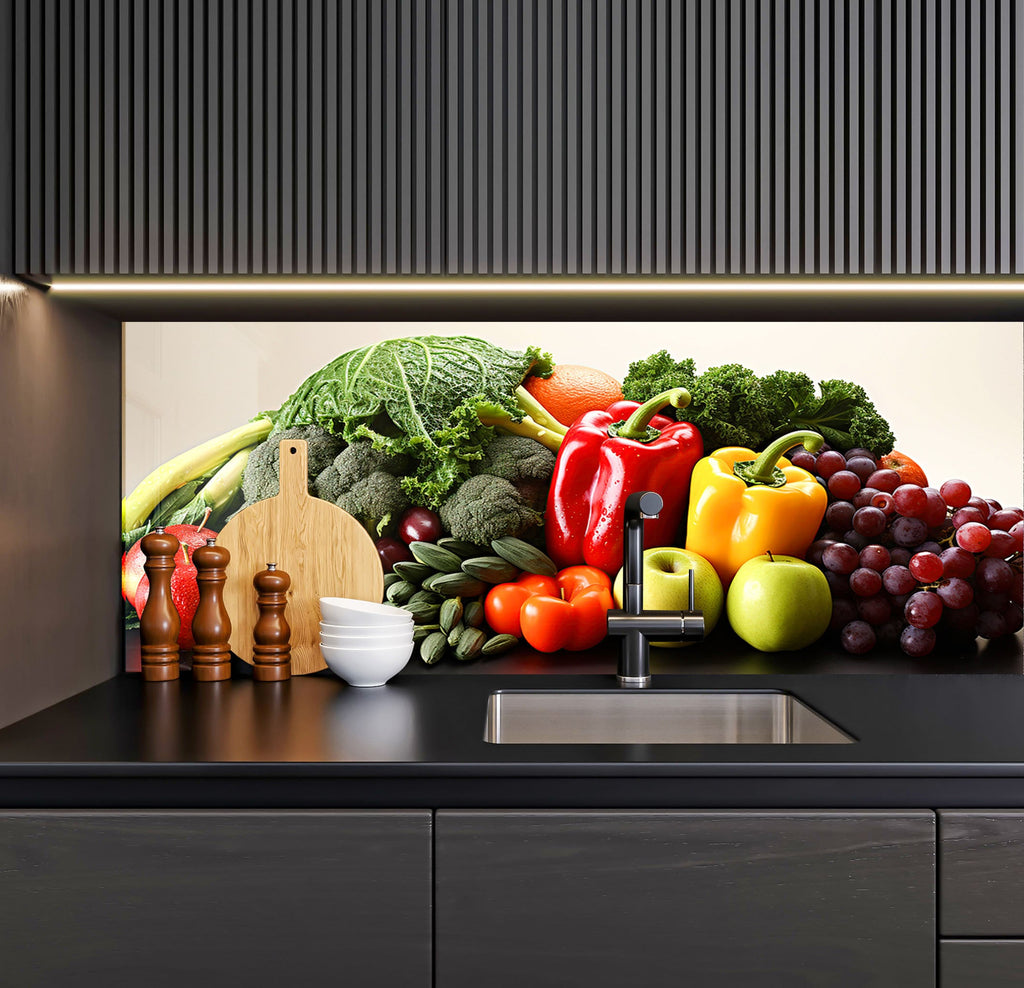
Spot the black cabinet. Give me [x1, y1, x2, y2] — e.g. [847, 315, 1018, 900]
[435, 810, 935, 988]
[941, 941, 1024, 988]
[0, 810, 432, 988]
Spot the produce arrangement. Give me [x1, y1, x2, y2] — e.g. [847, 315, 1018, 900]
[122, 335, 1023, 666]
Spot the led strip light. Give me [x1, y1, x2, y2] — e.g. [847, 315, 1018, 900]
[47, 278, 1024, 294]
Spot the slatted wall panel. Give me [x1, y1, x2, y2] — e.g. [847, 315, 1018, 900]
[10, 0, 1024, 275]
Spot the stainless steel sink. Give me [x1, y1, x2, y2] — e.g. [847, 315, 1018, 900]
[484, 690, 854, 744]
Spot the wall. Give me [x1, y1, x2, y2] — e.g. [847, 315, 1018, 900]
[0, 284, 121, 728]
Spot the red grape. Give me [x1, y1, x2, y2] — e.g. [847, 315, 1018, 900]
[1011, 521, 1024, 553]
[850, 568, 883, 596]
[857, 595, 892, 625]
[940, 546, 976, 578]
[893, 484, 928, 518]
[891, 516, 928, 547]
[825, 501, 856, 532]
[375, 537, 413, 573]
[816, 451, 848, 479]
[823, 543, 860, 574]
[859, 545, 891, 571]
[871, 492, 896, 515]
[976, 610, 1009, 639]
[909, 551, 944, 583]
[825, 570, 853, 597]
[988, 509, 1020, 532]
[889, 547, 913, 566]
[966, 496, 992, 521]
[936, 577, 973, 609]
[922, 489, 949, 527]
[905, 591, 943, 629]
[829, 598, 859, 631]
[828, 470, 862, 499]
[866, 469, 901, 493]
[846, 456, 878, 483]
[939, 479, 972, 508]
[790, 449, 817, 472]
[985, 498, 1003, 513]
[952, 506, 987, 528]
[853, 487, 881, 508]
[806, 538, 836, 567]
[1005, 603, 1024, 634]
[845, 447, 875, 460]
[956, 522, 993, 552]
[943, 602, 980, 631]
[852, 506, 887, 538]
[882, 565, 916, 595]
[984, 530, 1017, 558]
[900, 626, 936, 657]
[842, 529, 869, 551]
[841, 620, 876, 654]
[976, 557, 1014, 594]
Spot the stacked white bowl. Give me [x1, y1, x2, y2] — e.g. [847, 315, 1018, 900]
[319, 597, 415, 687]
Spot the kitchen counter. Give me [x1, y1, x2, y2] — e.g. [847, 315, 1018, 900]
[1, 631, 1022, 809]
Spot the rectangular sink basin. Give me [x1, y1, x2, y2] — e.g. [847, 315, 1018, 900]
[484, 690, 854, 744]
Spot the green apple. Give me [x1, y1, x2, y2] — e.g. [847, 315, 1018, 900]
[726, 553, 832, 652]
[613, 547, 724, 647]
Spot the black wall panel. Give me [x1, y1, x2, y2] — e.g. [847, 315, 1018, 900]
[10, 0, 1024, 276]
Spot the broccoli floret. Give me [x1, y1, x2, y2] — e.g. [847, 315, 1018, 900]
[241, 426, 346, 505]
[439, 474, 543, 544]
[335, 472, 411, 537]
[472, 435, 556, 484]
[333, 441, 413, 490]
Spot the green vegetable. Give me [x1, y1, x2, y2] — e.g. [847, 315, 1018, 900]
[334, 472, 410, 538]
[241, 425, 346, 506]
[454, 627, 487, 661]
[471, 434, 557, 484]
[409, 541, 464, 573]
[439, 598, 464, 634]
[475, 386, 567, 453]
[621, 351, 896, 456]
[490, 537, 558, 577]
[461, 556, 520, 584]
[481, 633, 520, 656]
[439, 475, 543, 544]
[122, 417, 273, 530]
[269, 336, 553, 507]
[420, 632, 448, 665]
[163, 447, 255, 529]
[392, 561, 433, 584]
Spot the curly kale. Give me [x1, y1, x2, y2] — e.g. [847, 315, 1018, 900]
[334, 472, 411, 537]
[622, 351, 896, 456]
[439, 474, 543, 544]
[241, 426, 347, 506]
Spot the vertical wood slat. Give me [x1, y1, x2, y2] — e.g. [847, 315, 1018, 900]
[6, 0, 1022, 276]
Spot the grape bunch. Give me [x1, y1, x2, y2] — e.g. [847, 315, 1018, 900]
[790, 445, 1024, 658]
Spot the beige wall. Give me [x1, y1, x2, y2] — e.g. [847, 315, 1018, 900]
[123, 321, 1024, 507]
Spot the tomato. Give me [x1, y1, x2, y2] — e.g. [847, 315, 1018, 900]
[520, 595, 574, 652]
[556, 565, 611, 599]
[483, 584, 534, 637]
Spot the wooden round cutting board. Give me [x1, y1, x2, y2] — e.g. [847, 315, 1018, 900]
[216, 438, 384, 675]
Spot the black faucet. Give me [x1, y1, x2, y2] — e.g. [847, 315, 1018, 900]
[605, 491, 705, 688]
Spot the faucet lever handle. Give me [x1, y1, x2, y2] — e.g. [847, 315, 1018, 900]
[688, 568, 695, 612]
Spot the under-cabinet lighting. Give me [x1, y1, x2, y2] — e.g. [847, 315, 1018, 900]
[47, 277, 1024, 295]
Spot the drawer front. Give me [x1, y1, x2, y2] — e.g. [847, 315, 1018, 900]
[940, 812, 1024, 936]
[941, 941, 1024, 988]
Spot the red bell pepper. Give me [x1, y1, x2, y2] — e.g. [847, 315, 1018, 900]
[545, 389, 704, 575]
[484, 567, 613, 652]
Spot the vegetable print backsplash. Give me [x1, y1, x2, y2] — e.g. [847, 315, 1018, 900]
[122, 322, 1023, 670]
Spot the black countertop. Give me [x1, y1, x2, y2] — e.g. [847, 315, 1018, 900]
[1, 631, 1022, 809]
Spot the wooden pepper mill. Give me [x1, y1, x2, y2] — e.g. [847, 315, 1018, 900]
[191, 538, 232, 682]
[252, 563, 291, 681]
[139, 526, 181, 682]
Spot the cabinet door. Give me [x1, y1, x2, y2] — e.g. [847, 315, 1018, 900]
[940, 811, 1024, 936]
[941, 941, 1024, 988]
[436, 810, 934, 988]
[0, 810, 431, 988]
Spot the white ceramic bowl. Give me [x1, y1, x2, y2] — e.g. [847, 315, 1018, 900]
[320, 640, 414, 687]
[320, 597, 414, 627]
[320, 618, 412, 636]
[320, 630, 413, 649]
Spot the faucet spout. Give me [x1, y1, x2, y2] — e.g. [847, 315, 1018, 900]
[607, 490, 705, 688]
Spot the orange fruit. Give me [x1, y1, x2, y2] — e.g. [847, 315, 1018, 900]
[524, 364, 625, 427]
[878, 450, 929, 488]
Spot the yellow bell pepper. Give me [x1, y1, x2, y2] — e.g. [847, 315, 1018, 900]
[685, 431, 828, 587]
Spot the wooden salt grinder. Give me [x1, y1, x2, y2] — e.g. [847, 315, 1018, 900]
[139, 526, 181, 682]
[252, 563, 292, 681]
[191, 538, 232, 682]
